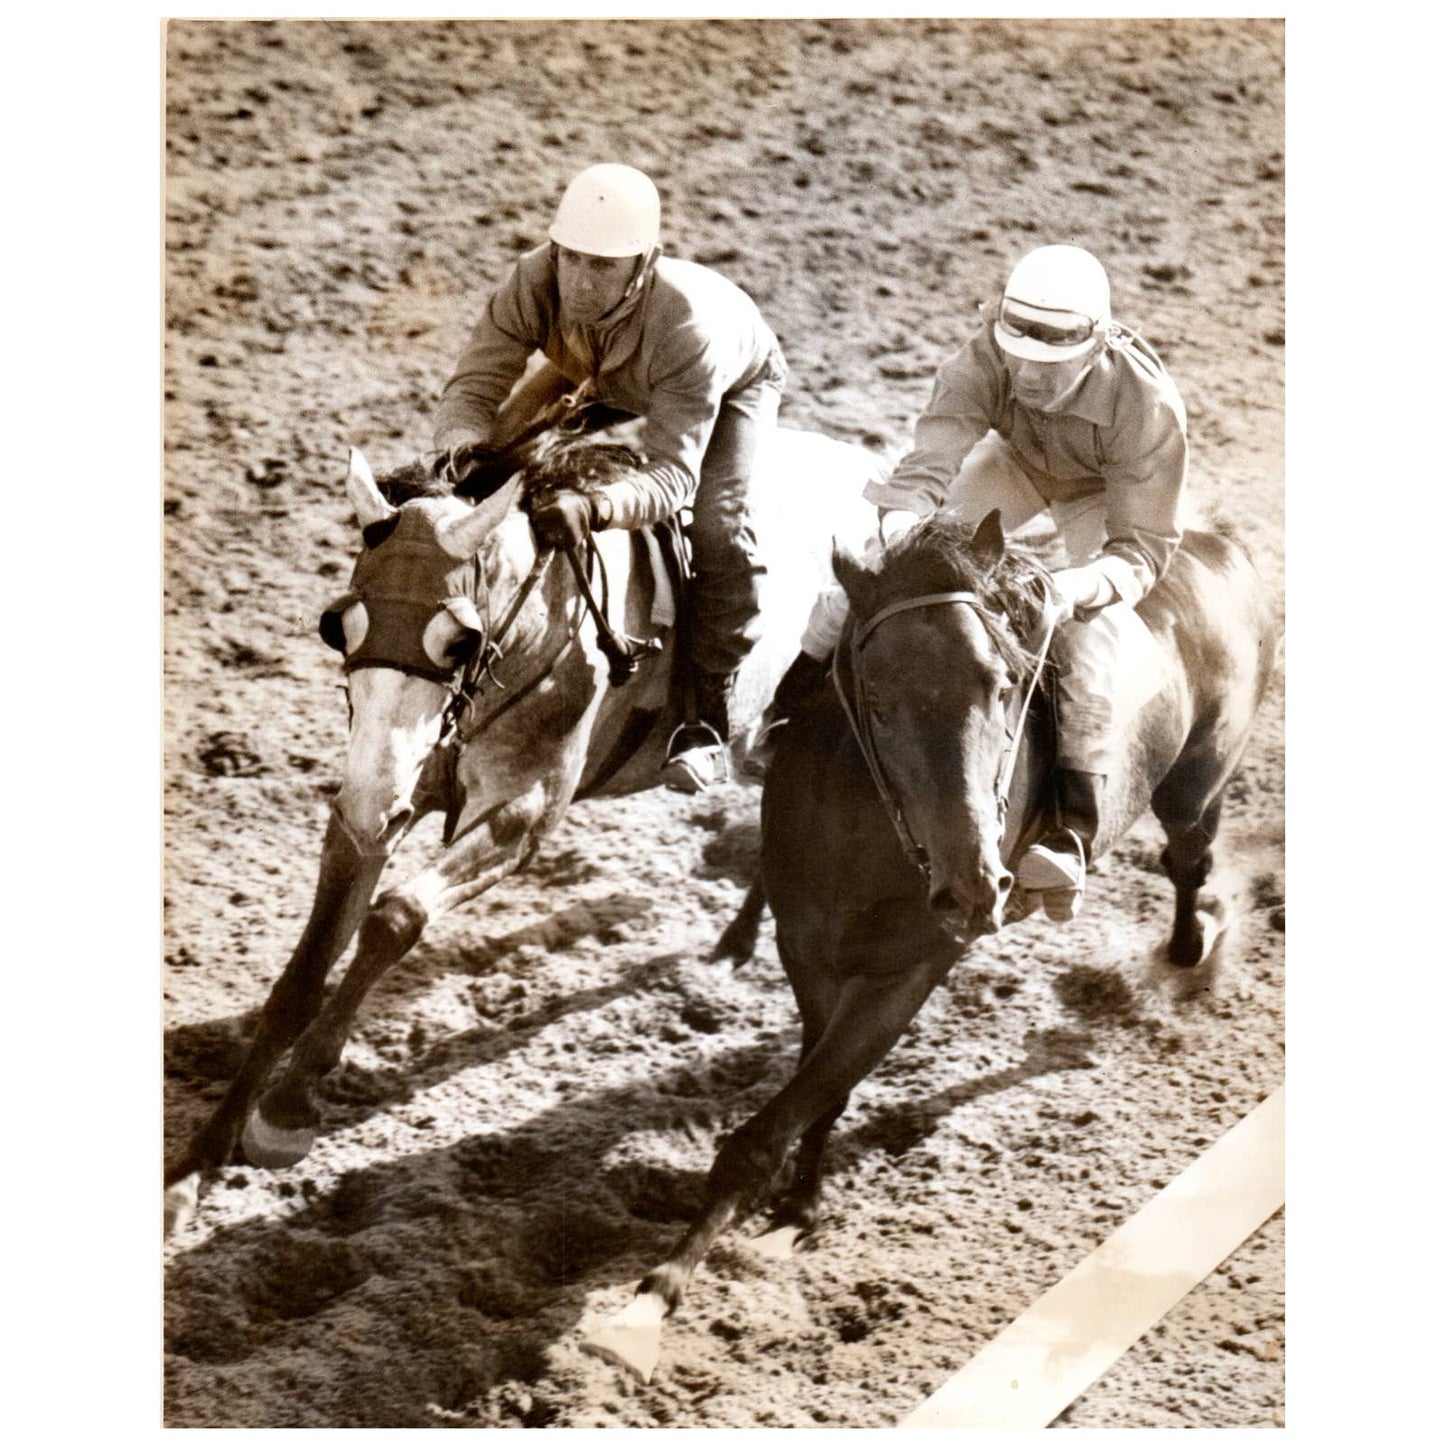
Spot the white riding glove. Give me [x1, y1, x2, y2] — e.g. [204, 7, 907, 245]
[1044, 565, 1113, 628]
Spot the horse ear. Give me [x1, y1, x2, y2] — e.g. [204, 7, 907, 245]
[968, 508, 1007, 572]
[439, 471, 527, 557]
[832, 539, 875, 607]
[346, 448, 396, 530]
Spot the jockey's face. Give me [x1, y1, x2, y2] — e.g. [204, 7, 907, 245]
[1003, 348, 1096, 412]
[556, 247, 640, 326]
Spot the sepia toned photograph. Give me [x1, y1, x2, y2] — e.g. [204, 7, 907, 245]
[162, 15, 1285, 1428]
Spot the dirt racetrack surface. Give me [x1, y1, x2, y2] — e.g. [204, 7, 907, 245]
[162, 17, 1285, 1429]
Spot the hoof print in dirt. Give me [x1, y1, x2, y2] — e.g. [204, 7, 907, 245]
[197, 730, 268, 776]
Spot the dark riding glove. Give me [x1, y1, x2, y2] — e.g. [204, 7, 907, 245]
[432, 438, 494, 487]
[530, 489, 598, 551]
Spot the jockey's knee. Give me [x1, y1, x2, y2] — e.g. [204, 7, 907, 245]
[688, 566, 765, 676]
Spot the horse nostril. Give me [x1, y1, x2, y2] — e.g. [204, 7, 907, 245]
[998, 870, 1014, 896]
[382, 806, 414, 845]
[929, 885, 960, 914]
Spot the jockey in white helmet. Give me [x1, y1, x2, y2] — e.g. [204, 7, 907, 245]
[434, 163, 788, 794]
[774, 242, 1188, 922]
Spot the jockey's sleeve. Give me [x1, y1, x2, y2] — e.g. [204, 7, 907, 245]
[432, 254, 551, 450]
[592, 326, 726, 529]
[864, 337, 996, 515]
[1092, 375, 1189, 608]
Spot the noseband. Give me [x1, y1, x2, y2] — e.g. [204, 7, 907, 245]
[837, 590, 1055, 884]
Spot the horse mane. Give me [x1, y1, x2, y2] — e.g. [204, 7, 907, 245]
[374, 399, 644, 509]
[516, 434, 645, 500]
[868, 513, 1053, 679]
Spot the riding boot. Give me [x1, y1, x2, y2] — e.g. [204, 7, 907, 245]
[740, 650, 833, 778]
[662, 668, 735, 794]
[1016, 768, 1105, 922]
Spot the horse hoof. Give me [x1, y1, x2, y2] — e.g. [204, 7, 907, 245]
[1194, 908, 1224, 961]
[711, 922, 758, 967]
[165, 1174, 199, 1236]
[1168, 906, 1226, 967]
[580, 1290, 668, 1383]
[241, 1110, 317, 1169]
[745, 1222, 804, 1259]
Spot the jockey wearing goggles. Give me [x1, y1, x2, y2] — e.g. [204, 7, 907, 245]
[432, 164, 788, 795]
[776, 243, 1188, 923]
[995, 297, 1101, 356]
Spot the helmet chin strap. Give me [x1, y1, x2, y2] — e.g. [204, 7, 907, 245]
[1037, 338, 1103, 413]
[556, 243, 661, 334]
[591, 245, 659, 330]
[620, 244, 661, 302]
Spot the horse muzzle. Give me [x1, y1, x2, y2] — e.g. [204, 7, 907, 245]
[927, 864, 1012, 939]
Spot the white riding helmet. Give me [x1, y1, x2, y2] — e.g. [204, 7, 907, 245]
[548, 163, 661, 258]
[995, 244, 1111, 362]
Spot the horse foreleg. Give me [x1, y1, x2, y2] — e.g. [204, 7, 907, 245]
[165, 814, 386, 1187]
[638, 955, 948, 1317]
[764, 1096, 849, 1242]
[242, 792, 555, 1168]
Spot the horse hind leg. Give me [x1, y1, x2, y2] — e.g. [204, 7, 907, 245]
[711, 872, 768, 967]
[1151, 765, 1228, 967]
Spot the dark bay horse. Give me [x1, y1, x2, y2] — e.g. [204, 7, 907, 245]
[591, 508, 1278, 1375]
[164, 410, 881, 1230]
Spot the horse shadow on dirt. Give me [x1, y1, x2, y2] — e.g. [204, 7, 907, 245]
[165, 989, 1114, 1426]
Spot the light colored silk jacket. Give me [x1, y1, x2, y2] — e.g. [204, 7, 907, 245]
[865, 309, 1188, 608]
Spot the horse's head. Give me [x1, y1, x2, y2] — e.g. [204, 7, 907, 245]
[319, 426, 647, 853]
[835, 509, 1049, 939]
[320, 447, 527, 852]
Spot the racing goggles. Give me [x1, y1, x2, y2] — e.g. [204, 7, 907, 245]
[997, 297, 1098, 349]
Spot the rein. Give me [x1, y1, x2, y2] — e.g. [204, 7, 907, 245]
[837, 589, 1055, 884]
[439, 546, 562, 747]
[562, 536, 665, 686]
[440, 527, 664, 747]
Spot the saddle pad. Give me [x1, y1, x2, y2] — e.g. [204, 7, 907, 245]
[640, 526, 678, 629]
[593, 522, 680, 636]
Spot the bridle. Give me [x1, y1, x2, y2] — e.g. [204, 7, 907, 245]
[835, 589, 1056, 885]
[338, 397, 664, 749]
[437, 529, 664, 745]
[436, 543, 566, 747]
